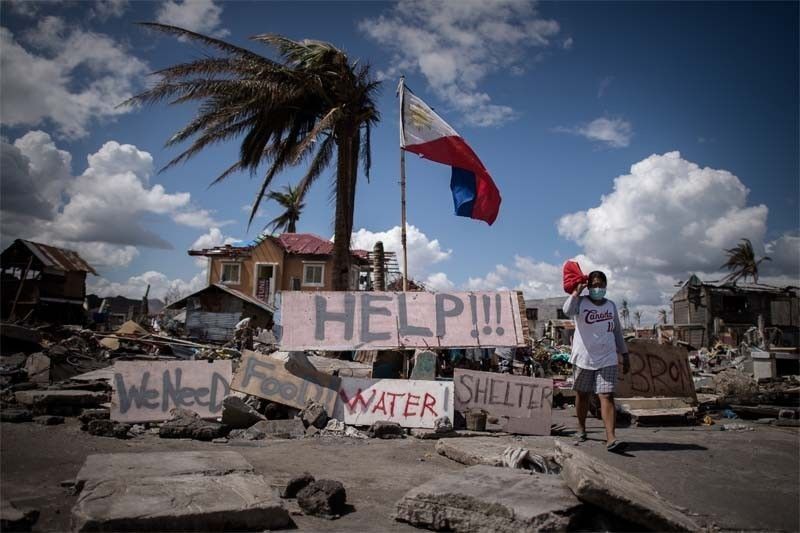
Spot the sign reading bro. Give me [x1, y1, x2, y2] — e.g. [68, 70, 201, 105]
[279, 291, 526, 351]
[111, 361, 231, 423]
[616, 340, 696, 401]
[230, 350, 340, 415]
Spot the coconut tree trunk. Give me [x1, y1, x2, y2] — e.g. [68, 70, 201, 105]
[288, 219, 296, 233]
[332, 127, 356, 291]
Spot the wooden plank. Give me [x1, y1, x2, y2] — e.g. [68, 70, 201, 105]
[231, 350, 340, 415]
[110, 361, 232, 423]
[338, 377, 454, 429]
[617, 340, 697, 401]
[278, 291, 525, 351]
[453, 369, 553, 436]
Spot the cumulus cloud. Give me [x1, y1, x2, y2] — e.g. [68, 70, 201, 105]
[88, 269, 207, 301]
[425, 272, 455, 291]
[90, 0, 129, 21]
[360, 0, 560, 126]
[555, 117, 632, 148]
[351, 224, 451, 279]
[156, 0, 229, 37]
[0, 23, 149, 138]
[0, 131, 223, 269]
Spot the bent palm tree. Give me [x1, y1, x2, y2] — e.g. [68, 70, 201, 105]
[620, 299, 630, 330]
[266, 184, 304, 234]
[657, 309, 668, 325]
[721, 238, 771, 284]
[124, 23, 380, 290]
[633, 310, 642, 328]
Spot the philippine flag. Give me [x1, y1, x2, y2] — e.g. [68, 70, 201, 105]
[400, 85, 502, 225]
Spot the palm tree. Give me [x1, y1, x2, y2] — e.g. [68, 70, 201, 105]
[266, 184, 304, 234]
[125, 23, 380, 290]
[657, 309, 668, 325]
[620, 299, 630, 330]
[633, 310, 642, 328]
[721, 238, 771, 284]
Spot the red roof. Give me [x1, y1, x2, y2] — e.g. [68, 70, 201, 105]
[189, 233, 367, 260]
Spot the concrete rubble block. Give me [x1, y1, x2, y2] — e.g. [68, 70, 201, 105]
[75, 451, 255, 487]
[78, 409, 109, 430]
[158, 408, 225, 441]
[33, 415, 64, 425]
[300, 400, 329, 430]
[13, 390, 107, 415]
[86, 420, 131, 439]
[713, 368, 759, 398]
[23, 353, 50, 385]
[436, 437, 556, 467]
[1, 408, 33, 423]
[369, 420, 405, 439]
[264, 418, 306, 439]
[221, 395, 266, 429]
[554, 440, 699, 531]
[281, 473, 315, 498]
[297, 479, 347, 519]
[1, 498, 39, 532]
[395, 464, 582, 532]
[71, 473, 292, 532]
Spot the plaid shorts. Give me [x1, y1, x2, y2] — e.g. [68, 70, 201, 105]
[572, 365, 617, 394]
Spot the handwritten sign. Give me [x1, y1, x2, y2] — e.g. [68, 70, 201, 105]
[279, 291, 525, 351]
[338, 377, 454, 429]
[616, 340, 696, 400]
[231, 350, 340, 415]
[453, 369, 553, 436]
[111, 361, 232, 423]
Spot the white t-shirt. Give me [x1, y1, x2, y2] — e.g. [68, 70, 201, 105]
[563, 294, 627, 370]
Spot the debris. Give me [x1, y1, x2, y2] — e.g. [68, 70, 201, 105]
[221, 396, 266, 429]
[159, 408, 225, 441]
[713, 368, 759, 398]
[436, 436, 556, 468]
[721, 423, 754, 432]
[23, 353, 50, 385]
[297, 479, 347, 519]
[394, 465, 582, 532]
[623, 407, 696, 427]
[78, 409, 110, 430]
[368, 420, 405, 439]
[434, 416, 453, 433]
[0, 408, 32, 423]
[300, 400, 330, 430]
[33, 415, 64, 425]
[1, 498, 39, 532]
[115, 320, 149, 337]
[87, 420, 131, 439]
[14, 390, 107, 416]
[281, 473, 316, 499]
[554, 440, 699, 531]
[319, 419, 368, 439]
[262, 418, 306, 439]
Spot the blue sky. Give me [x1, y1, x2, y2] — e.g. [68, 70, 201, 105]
[1, 0, 797, 322]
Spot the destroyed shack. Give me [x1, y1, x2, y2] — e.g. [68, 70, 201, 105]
[165, 283, 275, 342]
[0, 239, 96, 323]
[86, 294, 164, 330]
[672, 275, 799, 349]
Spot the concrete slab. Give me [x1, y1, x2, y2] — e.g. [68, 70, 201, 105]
[395, 464, 582, 532]
[14, 390, 106, 414]
[435, 436, 555, 467]
[410, 429, 507, 439]
[619, 397, 694, 409]
[72, 473, 292, 532]
[554, 439, 699, 531]
[75, 451, 254, 486]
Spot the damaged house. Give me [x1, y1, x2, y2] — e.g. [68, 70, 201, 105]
[1, 239, 96, 323]
[671, 274, 800, 350]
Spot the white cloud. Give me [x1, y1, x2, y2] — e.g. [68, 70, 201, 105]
[555, 117, 633, 148]
[0, 131, 225, 269]
[360, 0, 560, 127]
[0, 24, 149, 138]
[88, 269, 207, 301]
[597, 76, 613, 98]
[5, 0, 39, 17]
[172, 209, 232, 228]
[156, 0, 229, 37]
[425, 272, 455, 291]
[351, 224, 451, 279]
[190, 227, 240, 267]
[562, 37, 574, 50]
[90, 0, 129, 21]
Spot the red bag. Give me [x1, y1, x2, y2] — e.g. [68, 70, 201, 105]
[563, 260, 588, 294]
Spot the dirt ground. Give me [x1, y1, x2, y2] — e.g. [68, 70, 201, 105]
[2, 407, 798, 532]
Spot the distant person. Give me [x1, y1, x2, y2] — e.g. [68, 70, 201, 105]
[563, 271, 630, 453]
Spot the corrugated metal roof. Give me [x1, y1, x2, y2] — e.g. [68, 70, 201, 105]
[19, 239, 97, 274]
[165, 283, 276, 313]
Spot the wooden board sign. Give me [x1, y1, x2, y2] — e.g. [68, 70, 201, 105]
[616, 340, 696, 401]
[453, 369, 553, 436]
[338, 377, 454, 429]
[231, 350, 340, 415]
[111, 361, 232, 423]
[279, 291, 526, 351]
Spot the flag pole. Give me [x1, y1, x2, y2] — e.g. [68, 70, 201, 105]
[398, 76, 409, 292]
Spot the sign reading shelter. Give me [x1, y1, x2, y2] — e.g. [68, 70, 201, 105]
[111, 361, 232, 423]
[231, 350, 340, 415]
[279, 291, 526, 351]
[338, 377, 454, 429]
[453, 369, 553, 436]
[616, 340, 697, 400]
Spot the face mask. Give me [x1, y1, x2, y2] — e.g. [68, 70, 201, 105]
[589, 287, 606, 300]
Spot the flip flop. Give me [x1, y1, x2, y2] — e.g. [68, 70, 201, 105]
[607, 440, 627, 453]
[575, 431, 588, 444]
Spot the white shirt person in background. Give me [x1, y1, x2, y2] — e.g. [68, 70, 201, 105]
[563, 270, 630, 453]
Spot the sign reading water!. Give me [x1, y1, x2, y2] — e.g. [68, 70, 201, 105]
[279, 291, 525, 351]
[111, 361, 232, 423]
